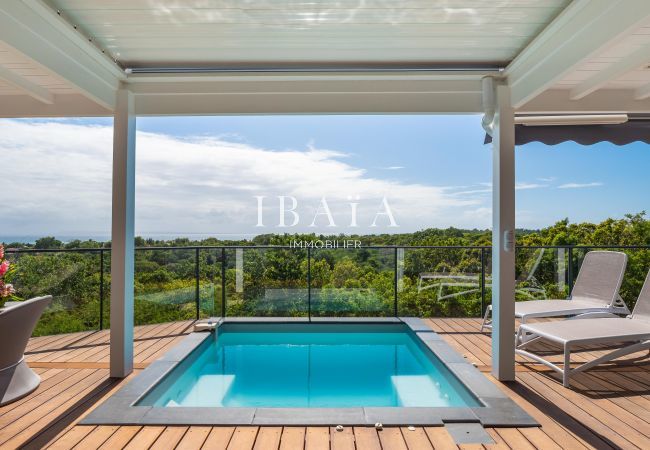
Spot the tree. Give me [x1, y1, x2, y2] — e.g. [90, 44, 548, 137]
[34, 236, 63, 249]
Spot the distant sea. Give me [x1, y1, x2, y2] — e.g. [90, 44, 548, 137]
[1, 233, 258, 244]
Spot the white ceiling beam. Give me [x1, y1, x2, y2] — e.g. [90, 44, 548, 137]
[506, 0, 650, 109]
[518, 89, 650, 114]
[128, 71, 492, 84]
[0, 93, 111, 117]
[0, 65, 53, 104]
[128, 73, 485, 114]
[128, 77, 483, 96]
[0, 0, 123, 110]
[634, 82, 650, 100]
[570, 43, 650, 100]
[25, 0, 125, 80]
[134, 92, 483, 115]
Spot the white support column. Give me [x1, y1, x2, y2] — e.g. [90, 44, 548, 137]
[110, 85, 136, 378]
[491, 84, 516, 381]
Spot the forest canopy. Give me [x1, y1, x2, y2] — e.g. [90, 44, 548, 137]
[4, 213, 649, 336]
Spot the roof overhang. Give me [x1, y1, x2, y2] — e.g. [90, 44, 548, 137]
[0, 0, 649, 117]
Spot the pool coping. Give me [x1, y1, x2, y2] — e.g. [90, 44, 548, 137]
[81, 317, 537, 428]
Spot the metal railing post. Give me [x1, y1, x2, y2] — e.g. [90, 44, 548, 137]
[307, 247, 312, 321]
[394, 247, 398, 317]
[480, 247, 486, 316]
[567, 246, 574, 295]
[221, 247, 226, 317]
[99, 248, 104, 330]
[195, 247, 200, 320]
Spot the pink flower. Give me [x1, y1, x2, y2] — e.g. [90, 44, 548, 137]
[0, 283, 13, 298]
[0, 245, 4, 260]
[0, 261, 8, 277]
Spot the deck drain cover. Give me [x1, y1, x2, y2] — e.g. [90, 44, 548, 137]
[445, 423, 494, 444]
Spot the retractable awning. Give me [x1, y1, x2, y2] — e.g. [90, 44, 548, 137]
[484, 115, 650, 145]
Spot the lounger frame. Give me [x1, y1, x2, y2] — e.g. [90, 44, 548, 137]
[515, 322, 650, 387]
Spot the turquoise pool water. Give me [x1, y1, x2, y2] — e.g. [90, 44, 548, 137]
[139, 324, 480, 408]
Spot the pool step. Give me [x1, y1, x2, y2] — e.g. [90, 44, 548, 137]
[391, 375, 449, 407]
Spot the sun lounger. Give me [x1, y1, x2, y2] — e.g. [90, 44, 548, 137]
[481, 251, 630, 331]
[515, 269, 650, 387]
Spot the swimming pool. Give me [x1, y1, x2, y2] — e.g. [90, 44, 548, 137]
[138, 323, 480, 408]
[83, 318, 536, 427]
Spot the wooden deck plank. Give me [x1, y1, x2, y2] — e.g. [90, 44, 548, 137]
[483, 428, 510, 450]
[305, 427, 329, 450]
[570, 373, 650, 426]
[26, 331, 95, 353]
[484, 375, 592, 450]
[78, 321, 189, 364]
[150, 426, 188, 449]
[123, 426, 166, 450]
[66, 425, 119, 449]
[176, 425, 212, 450]
[353, 427, 382, 450]
[515, 427, 563, 450]
[400, 426, 434, 450]
[227, 426, 259, 450]
[494, 428, 535, 450]
[98, 426, 141, 449]
[0, 369, 69, 417]
[254, 426, 282, 450]
[440, 318, 493, 365]
[0, 368, 100, 430]
[279, 427, 305, 450]
[423, 427, 458, 450]
[0, 372, 117, 449]
[377, 427, 408, 450]
[330, 426, 355, 450]
[532, 371, 650, 446]
[2, 319, 649, 450]
[203, 427, 236, 449]
[517, 372, 642, 449]
[44, 425, 95, 450]
[427, 319, 490, 367]
[141, 335, 191, 364]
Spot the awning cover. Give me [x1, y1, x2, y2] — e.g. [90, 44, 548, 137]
[484, 117, 650, 145]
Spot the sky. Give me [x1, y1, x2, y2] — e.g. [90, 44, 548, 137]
[1, 115, 648, 241]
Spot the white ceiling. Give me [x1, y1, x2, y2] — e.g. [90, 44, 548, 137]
[551, 20, 650, 96]
[51, 0, 569, 68]
[0, 42, 76, 96]
[0, 0, 649, 116]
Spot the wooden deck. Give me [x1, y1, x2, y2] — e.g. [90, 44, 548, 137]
[1, 318, 649, 449]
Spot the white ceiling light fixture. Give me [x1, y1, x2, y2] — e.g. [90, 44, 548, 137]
[515, 114, 629, 126]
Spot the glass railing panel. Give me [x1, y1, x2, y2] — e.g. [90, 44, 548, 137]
[482, 247, 568, 315]
[514, 247, 567, 301]
[134, 248, 197, 325]
[224, 247, 308, 317]
[399, 247, 485, 317]
[5, 244, 650, 335]
[310, 247, 395, 317]
[5, 250, 103, 336]
[198, 247, 224, 318]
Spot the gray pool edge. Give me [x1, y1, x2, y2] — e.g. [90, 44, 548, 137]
[81, 317, 537, 428]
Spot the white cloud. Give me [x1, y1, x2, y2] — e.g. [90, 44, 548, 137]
[451, 181, 546, 196]
[557, 182, 603, 189]
[0, 120, 492, 238]
[378, 166, 405, 170]
[516, 182, 547, 190]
